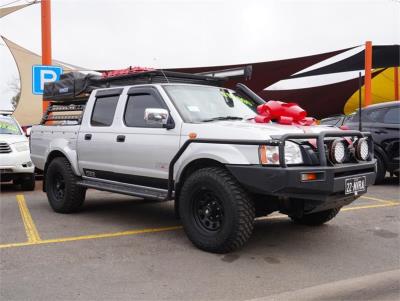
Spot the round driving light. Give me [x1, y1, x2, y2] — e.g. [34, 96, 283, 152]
[330, 139, 346, 163]
[356, 138, 369, 161]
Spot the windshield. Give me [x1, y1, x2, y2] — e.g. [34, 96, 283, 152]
[163, 85, 258, 123]
[0, 116, 21, 135]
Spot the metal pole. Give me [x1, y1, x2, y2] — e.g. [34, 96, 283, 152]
[358, 72, 362, 131]
[364, 41, 372, 107]
[41, 0, 52, 113]
[395, 67, 399, 100]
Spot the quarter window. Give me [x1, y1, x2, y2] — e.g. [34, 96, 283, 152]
[124, 93, 165, 127]
[91, 95, 119, 126]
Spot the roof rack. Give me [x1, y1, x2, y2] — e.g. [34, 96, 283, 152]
[41, 69, 225, 125]
[43, 70, 225, 102]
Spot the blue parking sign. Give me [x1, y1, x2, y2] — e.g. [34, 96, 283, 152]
[32, 65, 63, 95]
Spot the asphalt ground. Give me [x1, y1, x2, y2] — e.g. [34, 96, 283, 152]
[0, 178, 399, 300]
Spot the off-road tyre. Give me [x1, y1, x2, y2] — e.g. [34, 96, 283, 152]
[20, 174, 35, 191]
[46, 157, 86, 213]
[374, 154, 386, 185]
[290, 207, 341, 226]
[179, 167, 255, 253]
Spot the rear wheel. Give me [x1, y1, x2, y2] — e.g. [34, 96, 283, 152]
[46, 157, 86, 213]
[290, 207, 341, 226]
[179, 167, 255, 253]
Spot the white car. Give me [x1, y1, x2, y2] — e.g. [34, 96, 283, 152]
[0, 112, 35, 190]
[30, 74, 376, 253]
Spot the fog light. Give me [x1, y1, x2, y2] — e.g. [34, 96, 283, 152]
[330, 139, 346, 163]
[355, 138, 369, 161]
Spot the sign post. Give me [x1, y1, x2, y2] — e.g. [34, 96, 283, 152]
[41, 0, 52, 112]
[364, 41, 372, 107]
[32, 65, 63, 95]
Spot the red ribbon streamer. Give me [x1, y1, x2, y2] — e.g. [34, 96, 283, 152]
[255, 101, 316, 126]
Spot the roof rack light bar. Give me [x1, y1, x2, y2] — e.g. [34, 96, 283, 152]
[195, 65, 252, 80]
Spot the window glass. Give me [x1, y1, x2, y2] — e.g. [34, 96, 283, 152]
[383, 107, 400, 124]
[366, 108, 386, 122]
[124, 93, 165, 127]
[91, 95, 119, 126]
[164, 85, 256, 123]
[321, 118, 339, 126]
[0, 116, 21, 135]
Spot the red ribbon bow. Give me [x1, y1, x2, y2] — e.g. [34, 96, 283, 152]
[255, 100, 316, 126]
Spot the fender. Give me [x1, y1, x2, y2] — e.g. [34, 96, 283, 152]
[175, 143, 257, 183]
[46, 139, 81, 176]
[373, 143, 389, 166]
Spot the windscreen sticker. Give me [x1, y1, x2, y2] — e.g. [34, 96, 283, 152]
[235, 95, 254, 107]
[187, 105, 200, 112]
[0, 122, 19, 133]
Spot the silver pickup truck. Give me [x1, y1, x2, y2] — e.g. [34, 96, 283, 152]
[31, 75, 376, 253]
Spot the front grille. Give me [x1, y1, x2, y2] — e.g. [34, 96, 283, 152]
[0, 142, 12, 153]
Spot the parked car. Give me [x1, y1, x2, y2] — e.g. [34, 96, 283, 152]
[0, 112, 35, 190]
[344, 102, 400, 184]
[30, 71, 376, 253]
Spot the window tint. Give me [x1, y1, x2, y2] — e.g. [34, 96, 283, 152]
[91, 96, 119, 126]
[366, 108, 386, 122]
[124, 93, 165, 127]
[383, 107, 400, 124]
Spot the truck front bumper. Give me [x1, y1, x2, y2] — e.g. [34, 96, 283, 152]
[226, 161, 376, 211]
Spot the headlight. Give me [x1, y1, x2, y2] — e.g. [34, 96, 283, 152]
[329, 139, 346, 163]
[259, 141, 303, 165]
[14, 142, 29, 152]
[355, 138, 369, 161]
[284, 141, 303, 164]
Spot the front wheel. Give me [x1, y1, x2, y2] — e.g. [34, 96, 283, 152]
[46, 157, 86, 213]
[179, 167, 255, 253]
[374, 155, 386, 185]
[290, 207, 341, 226]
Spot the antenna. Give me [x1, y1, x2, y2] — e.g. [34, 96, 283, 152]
[153, 57, 170, 83]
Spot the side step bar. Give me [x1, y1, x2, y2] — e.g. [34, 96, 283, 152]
[77, 177, 170, 201]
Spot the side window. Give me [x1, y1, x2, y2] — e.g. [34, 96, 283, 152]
[365, 108, 386, 122]
[124, 93, 166, 127]
[91, 95, 119, 126]
[383, 107, 400, 124]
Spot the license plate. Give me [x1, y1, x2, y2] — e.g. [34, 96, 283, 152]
[345, 176, 367, 195]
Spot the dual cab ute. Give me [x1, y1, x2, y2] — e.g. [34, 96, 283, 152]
[30, 70, 376, 253]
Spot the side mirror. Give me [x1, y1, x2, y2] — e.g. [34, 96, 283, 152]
[144, 108, 169, 126]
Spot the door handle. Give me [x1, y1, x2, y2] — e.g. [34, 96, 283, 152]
[84, 134, 92, 140]
[116, 135, 126, 142]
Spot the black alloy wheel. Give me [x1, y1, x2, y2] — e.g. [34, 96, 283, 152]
[193, 188, 224, 232]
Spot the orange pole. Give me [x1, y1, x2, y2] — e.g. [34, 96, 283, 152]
[364, 41, 372, 107]
[395, 67, 399, 100]
[41, 0, 52, 113]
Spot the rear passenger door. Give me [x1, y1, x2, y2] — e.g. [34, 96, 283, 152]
[111, 87, 180, 188]
[77, 89, 122, 179]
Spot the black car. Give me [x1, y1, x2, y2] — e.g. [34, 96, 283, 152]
[344, 102, 400, 184]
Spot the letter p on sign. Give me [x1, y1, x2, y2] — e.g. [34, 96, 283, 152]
[32, 65, 63, 95]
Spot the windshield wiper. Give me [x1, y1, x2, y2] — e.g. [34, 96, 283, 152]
[201, 116, 243, 122]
